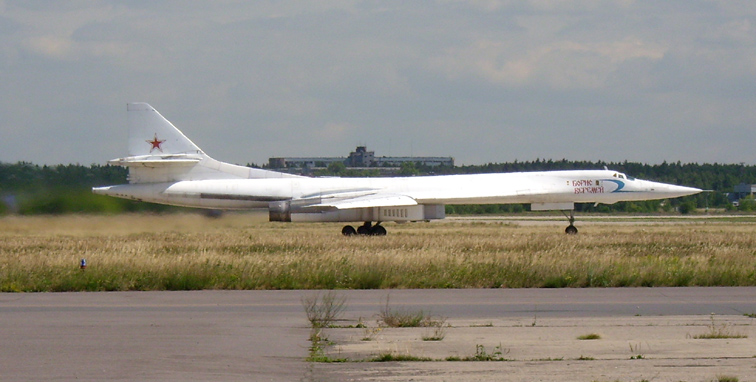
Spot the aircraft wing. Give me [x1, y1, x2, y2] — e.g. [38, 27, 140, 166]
[307, 193, 418, 210]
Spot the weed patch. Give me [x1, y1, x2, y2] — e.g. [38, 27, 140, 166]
[361, 326, 382, 341]
[628, 342, 645, 359]
[370, 352, 432, 362]
[692, 315, 747, 339]
[421, 317, 448, 341]
[447, 344, 510, 361]
[378, 296, 445, 328]
[302, 291, 347, 328]
[306, 328, 347, 363]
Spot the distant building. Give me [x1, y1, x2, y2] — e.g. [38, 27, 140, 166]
[346, 146, 375, 167]
[731, 183, 756, 202]
[269, 146, 454, 169]
[267, 156, 345, 169]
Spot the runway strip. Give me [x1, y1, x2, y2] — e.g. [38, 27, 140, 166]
[1, 288, 754, 381]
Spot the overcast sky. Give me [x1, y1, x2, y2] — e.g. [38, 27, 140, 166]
[2, 1, 755, 167]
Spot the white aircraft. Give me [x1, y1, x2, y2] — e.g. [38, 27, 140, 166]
[93, 103, 702, 235]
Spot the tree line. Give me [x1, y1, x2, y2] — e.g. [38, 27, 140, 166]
[0, 162, 168, 214]
[2, 160, 754, 215]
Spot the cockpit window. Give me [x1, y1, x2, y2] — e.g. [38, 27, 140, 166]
[613, 172, 635, 180]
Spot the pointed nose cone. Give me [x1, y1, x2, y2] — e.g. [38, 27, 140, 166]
[653, 182, 702, 199]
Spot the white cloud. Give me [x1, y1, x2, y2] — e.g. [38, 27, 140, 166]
[430, 37, 666, 89]
[21, 33, 133, 63]
[23, 35, 74, 59]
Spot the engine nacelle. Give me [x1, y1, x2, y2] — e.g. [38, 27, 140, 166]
[268, 201, 445, 223]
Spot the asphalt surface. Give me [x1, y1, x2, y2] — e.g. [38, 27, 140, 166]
[1, 288, 755, 381]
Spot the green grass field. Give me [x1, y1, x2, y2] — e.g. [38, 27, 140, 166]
[1, 213, 755, 292]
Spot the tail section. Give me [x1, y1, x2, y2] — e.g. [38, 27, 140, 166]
[127, 103, 203, 157]
[108, 103, 301, 183]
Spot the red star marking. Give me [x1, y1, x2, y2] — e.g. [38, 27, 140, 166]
[146, 134, 166, 153]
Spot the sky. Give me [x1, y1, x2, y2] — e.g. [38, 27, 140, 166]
[1, 0, 756, 167]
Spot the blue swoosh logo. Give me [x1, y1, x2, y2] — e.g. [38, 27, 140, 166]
[602, 179, 627, 192]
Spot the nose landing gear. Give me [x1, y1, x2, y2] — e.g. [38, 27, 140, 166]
[562, 210, 578, 235]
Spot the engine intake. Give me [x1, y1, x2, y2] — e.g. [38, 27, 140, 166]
[268, 200, 291, 222]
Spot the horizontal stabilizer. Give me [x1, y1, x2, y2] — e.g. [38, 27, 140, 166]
[109, 155, 202, 168]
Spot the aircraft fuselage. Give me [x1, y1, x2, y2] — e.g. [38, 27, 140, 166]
[94, 169, 698, 211]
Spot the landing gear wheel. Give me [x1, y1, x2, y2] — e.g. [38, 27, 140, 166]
[350, 222, 387, 236]
[342, 225, 357, 236]
[357, 222, 372, 235]
[371, 224, 387, 236]
[561, 210, 578, 235]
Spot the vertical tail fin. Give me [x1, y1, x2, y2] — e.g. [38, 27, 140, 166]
[110, 103, 302, 183]
[127, 103, 203, 157]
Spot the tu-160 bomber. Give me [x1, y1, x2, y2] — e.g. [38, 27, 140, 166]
[93, 103, 701, 235]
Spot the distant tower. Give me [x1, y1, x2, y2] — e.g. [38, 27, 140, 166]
[348, 146, 375, 167]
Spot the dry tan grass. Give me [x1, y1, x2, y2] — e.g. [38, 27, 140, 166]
[1, 213, 755, 291]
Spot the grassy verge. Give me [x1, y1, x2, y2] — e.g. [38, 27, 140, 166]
[3, 213, 756, 291]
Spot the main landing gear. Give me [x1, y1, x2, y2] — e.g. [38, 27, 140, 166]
[342, 222, 387, 236]
[562, 210, 578, 235]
